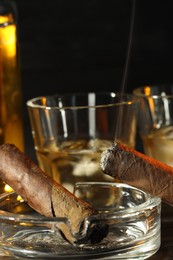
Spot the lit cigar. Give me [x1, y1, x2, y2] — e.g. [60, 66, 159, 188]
[0, 144, 108, 244]
[101, 142, 173, 206]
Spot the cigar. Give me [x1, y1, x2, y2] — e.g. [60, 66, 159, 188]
[0, 144, 108, 244]
[100, 142, 173, 206]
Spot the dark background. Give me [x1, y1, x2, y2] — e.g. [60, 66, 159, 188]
[13, 0, 173, 159]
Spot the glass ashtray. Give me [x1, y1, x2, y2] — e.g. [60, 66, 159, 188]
[0, 182, 161, 259]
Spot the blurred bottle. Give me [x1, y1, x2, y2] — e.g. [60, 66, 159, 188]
[0, 0, 24, 152]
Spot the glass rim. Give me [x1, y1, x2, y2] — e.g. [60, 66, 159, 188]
[26, 92, 139, 110]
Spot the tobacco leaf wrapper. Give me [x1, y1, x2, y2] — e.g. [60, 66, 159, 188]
[101, 142, 173, 206]
[0, 144, 108, 244]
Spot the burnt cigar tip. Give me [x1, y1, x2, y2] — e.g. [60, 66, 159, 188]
[100, 143, 117, 174]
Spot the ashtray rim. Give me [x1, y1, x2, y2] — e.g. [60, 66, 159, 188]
[0, 182, 161, 224]
[0, 182, 161, 259]
[74, 181, 161, 208]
